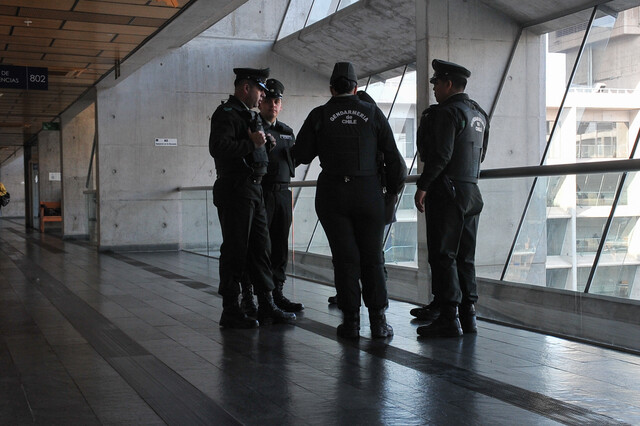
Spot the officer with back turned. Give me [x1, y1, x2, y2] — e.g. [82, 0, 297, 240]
[209, 67, 296, 328]
[293, 62, 407, 339]
[239, 78, 304, 316]
[412, 59, 489, 338]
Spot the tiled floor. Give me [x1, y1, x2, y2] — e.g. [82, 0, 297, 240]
[1, 218, 639, 425]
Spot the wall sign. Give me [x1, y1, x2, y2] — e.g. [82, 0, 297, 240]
[155, 138, 177, 146]
[0, 65, 48, 90]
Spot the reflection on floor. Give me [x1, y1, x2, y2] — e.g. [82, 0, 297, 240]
[1, 218, 639, 425]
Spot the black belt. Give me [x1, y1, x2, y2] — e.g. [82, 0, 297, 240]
[263, 182, 289, 191]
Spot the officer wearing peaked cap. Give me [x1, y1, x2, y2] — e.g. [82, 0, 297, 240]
[412, 59, 489, 338]
[429, 59, 471, 83]
[239, 78, 304, 316]
[209, 67, 296, 328]
[293, 62, 407, 339]
[233, 67, 269, 90]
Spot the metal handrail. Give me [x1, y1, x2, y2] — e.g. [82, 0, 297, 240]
[177, 158, 640, 192]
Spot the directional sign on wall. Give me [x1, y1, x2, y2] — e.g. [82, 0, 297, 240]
[0, 65, 48, 90]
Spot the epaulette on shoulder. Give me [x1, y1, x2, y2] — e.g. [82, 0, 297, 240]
[421, 104, 438, 116]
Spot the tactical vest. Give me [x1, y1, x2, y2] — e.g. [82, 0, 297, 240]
[265, 121, 295, 183]
[443, 100, 486, 183]
[317, 98, 378, 176]
[243, 110, 268, 176]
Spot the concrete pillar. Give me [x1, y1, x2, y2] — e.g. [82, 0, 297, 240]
[61, 104, 96, 239]
[37, 130, 62, 206]
[415, 0, 544, 302]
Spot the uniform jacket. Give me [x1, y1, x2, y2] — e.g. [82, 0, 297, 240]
[416, 93, 489, 191]
[209, 95, 268, 178]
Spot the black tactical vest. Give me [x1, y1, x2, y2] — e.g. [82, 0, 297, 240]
[317, 98, 378, 176]
[443, 100, 486, 183]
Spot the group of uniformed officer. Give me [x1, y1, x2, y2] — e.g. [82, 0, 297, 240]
[208, 59, 489, 339]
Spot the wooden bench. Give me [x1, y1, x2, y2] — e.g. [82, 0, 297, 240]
[40, 201, 62, 233]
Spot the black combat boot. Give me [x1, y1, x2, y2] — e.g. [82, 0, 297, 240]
[369, 308, 393, 338]
[459, 303, 478, 334]
[240, 282, 258, 317]
[257, 292, 296, 325]
[410, 299, 441, 321]
[273, 281, 304, 312]
[219, 298, 259, 329]
[416, 304, 463, 338]
[337, 311, 360, 339]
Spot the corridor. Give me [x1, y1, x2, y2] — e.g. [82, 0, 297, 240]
[1, 218, 638, 425]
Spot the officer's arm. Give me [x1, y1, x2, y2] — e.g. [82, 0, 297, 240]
[375, 108, 407, 195]
[291, 110, 320, 165]
[209, 109, 254, 159]
[416, 109, 456, 191]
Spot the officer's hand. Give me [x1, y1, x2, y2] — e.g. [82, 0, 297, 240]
[414, 189, 426, 213]
[248, 129, 266, 148]
[266, 133, 276, 149]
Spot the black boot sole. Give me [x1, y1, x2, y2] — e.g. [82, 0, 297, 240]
[219, 317, 259, 329]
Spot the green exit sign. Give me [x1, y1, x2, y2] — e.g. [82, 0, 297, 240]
[42, 122, 60, 130]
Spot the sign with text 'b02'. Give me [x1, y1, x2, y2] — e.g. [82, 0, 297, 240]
[0, 65, 48, 90]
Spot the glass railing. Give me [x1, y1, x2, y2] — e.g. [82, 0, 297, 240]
[179, 157, 640, 302]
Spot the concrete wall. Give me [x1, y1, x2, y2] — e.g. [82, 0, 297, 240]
[0, 149, 25, 218]
[61, 104, 96, 238]
[37, 130, 62, 206]
[95, 0, 329, 250]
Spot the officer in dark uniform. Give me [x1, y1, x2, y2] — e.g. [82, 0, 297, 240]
[209, 67, 296, 328]
[293, 62, 407, 339]
[412, 59, 489, 338]
[239, 79, 304, 315]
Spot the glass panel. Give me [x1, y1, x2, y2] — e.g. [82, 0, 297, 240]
[181, 189, 210, 256]
[278, 0, 315, 39]
[591, 171, 640, 299]
[546, 7, 637, 165]
[207, 190, 222, 257]
[500, 177, 548, 284]
[337, 0, 359, 11]
[502, 5, 640, 296]
[306, 0, 340, 27]
[385, 184, 418, 266]
[291, 186, 320, 252]
[307, 222, 331, 256]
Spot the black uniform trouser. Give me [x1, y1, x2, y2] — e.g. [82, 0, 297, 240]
[426, 178, 483, 305]
[213, 176, 274, 303]
[264, 185, 293, 284]
[240, 185, 292, 290]
[315, 173, 388, 313]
